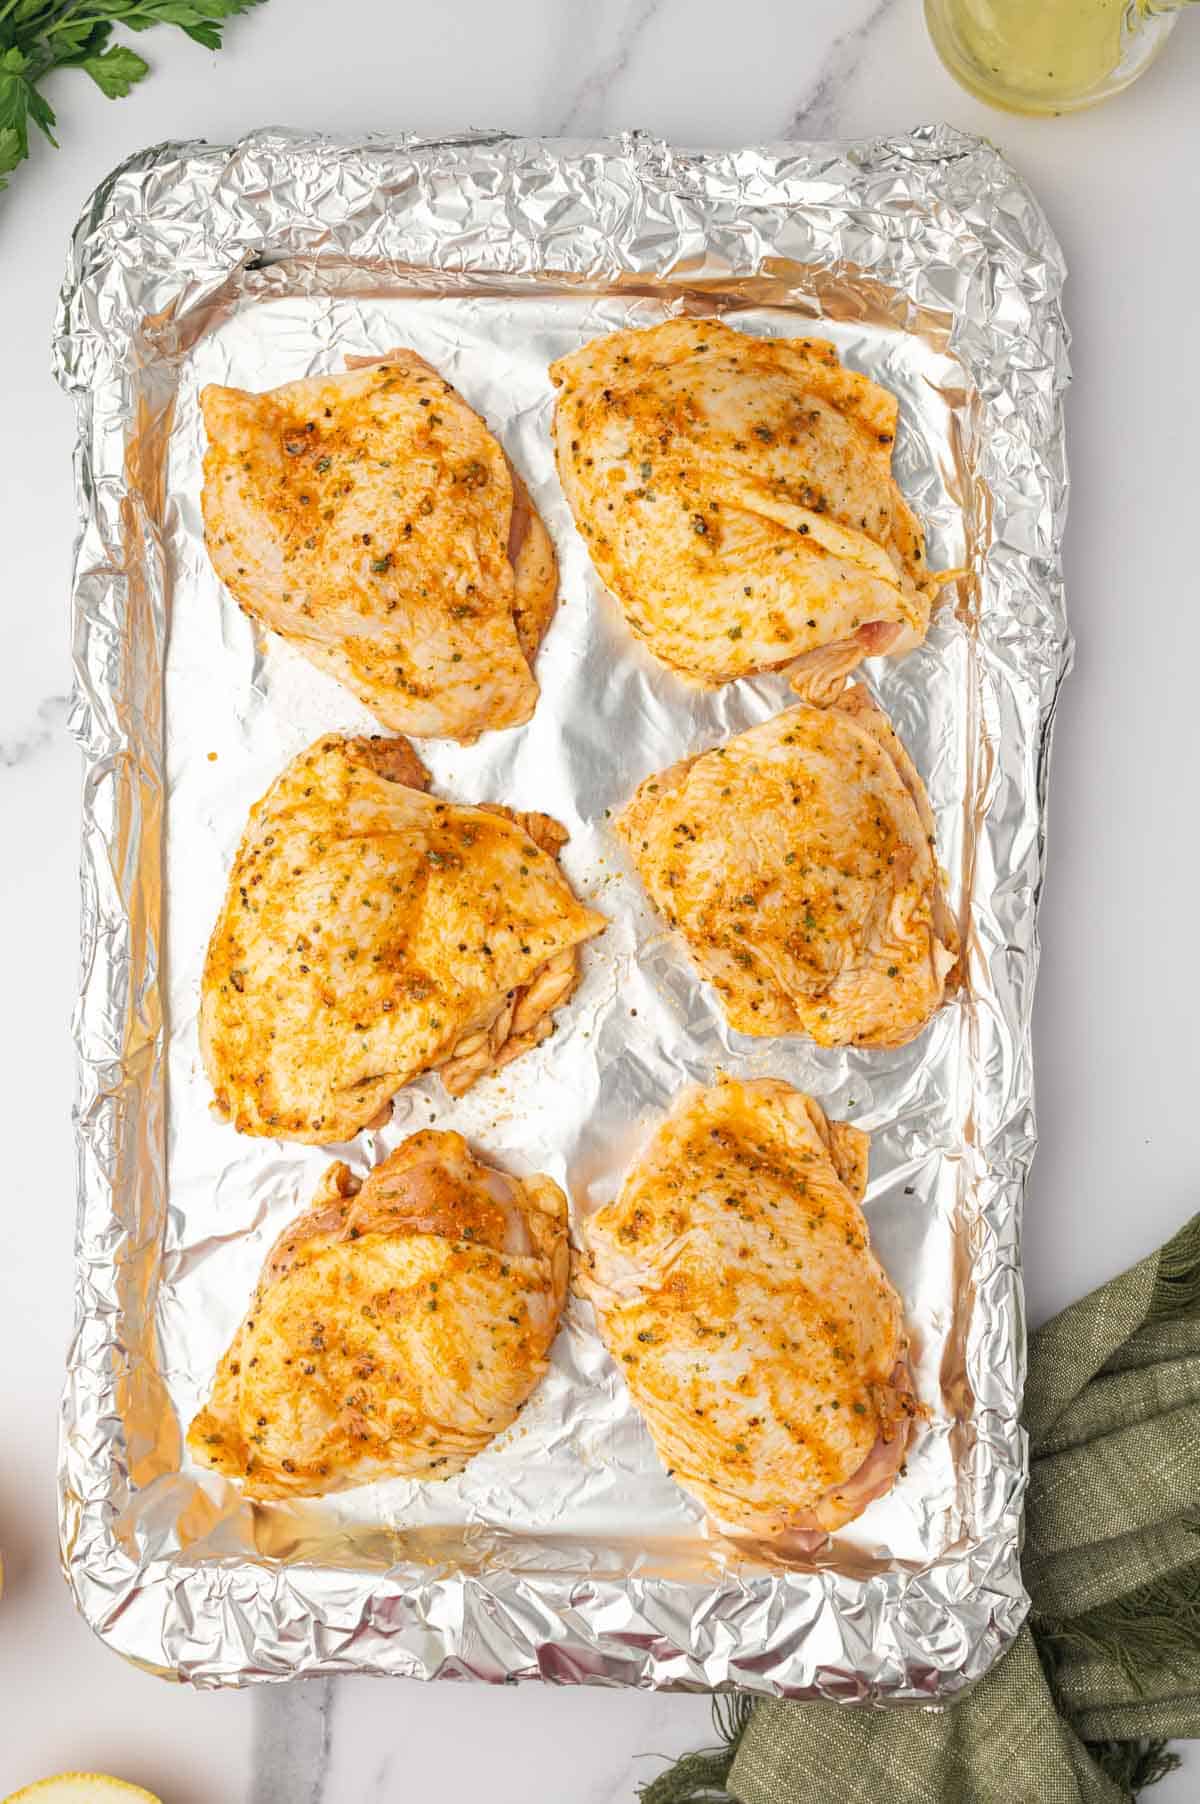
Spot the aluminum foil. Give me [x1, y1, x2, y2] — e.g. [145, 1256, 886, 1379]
[53, 126, 1070, 1697]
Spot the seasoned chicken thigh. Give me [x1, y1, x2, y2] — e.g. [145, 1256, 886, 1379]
[551, 318, 945, 699]
[618, 685, 957, 1049]
[189, 1131, 568, 1499]
[201, 349, 557, 743]
[577, 1078, 916, 1538]
[200, 734, 606, 1142]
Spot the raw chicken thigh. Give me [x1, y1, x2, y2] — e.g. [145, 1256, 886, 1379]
[618, 685, 957, 1049]
[576, 1078, 916, 1538]
[551, 318, 945, 699]
[202, 349, 557, 742]
[189, 1131, 568, 1499]
[201, 734, 605, 1142]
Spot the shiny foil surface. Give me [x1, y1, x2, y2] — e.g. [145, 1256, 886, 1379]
[53, 127, 1070, 1696]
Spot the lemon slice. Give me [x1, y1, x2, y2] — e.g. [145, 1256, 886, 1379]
[4, 1779, 162, 1803]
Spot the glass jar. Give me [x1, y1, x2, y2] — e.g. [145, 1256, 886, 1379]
[924, 0, 1181, 114]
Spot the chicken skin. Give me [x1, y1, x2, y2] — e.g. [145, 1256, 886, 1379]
[550, 318, 945, 700]
[576, 1078, 916, 1539]
[200, 734, 606, 1142]
[201, 349, 557, 743]
[618, 685, 958, 1049]
[189, 1131, 568, 1500]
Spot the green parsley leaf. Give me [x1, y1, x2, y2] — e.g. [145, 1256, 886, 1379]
[0, 0, 266, 196]
[82, 44, 149, 97]
[0, 125, 22, 191]
[0, 48, 58, 157]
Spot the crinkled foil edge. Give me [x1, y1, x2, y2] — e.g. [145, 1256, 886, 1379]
[53, 126, 1070, 1694]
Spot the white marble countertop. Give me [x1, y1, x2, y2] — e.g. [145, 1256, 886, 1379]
[2, 2, 1199, 1798]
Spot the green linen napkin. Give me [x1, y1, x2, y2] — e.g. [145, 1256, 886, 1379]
[644, 1214, 1200, 1804]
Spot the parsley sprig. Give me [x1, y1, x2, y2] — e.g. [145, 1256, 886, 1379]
[0, 0, 266, 193]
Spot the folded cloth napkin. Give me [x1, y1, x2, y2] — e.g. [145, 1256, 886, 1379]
[643, 1214, 1200, 1804]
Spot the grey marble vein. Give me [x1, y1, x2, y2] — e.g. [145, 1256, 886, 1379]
[0, 692, 70, 769]
[251, 1677, 335, 1804]
[782, 0, 903, 137]
[362, 1747, 398, 1804]
[554, 0, 668, 134]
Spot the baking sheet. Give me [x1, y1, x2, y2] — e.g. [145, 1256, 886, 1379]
[55, 127, 1070, 1696]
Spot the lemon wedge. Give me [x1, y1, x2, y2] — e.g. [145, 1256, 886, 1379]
[4, 1779, 162, 1803]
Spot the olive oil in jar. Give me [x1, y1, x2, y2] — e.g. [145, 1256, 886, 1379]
[925, 0, 1180, 113]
